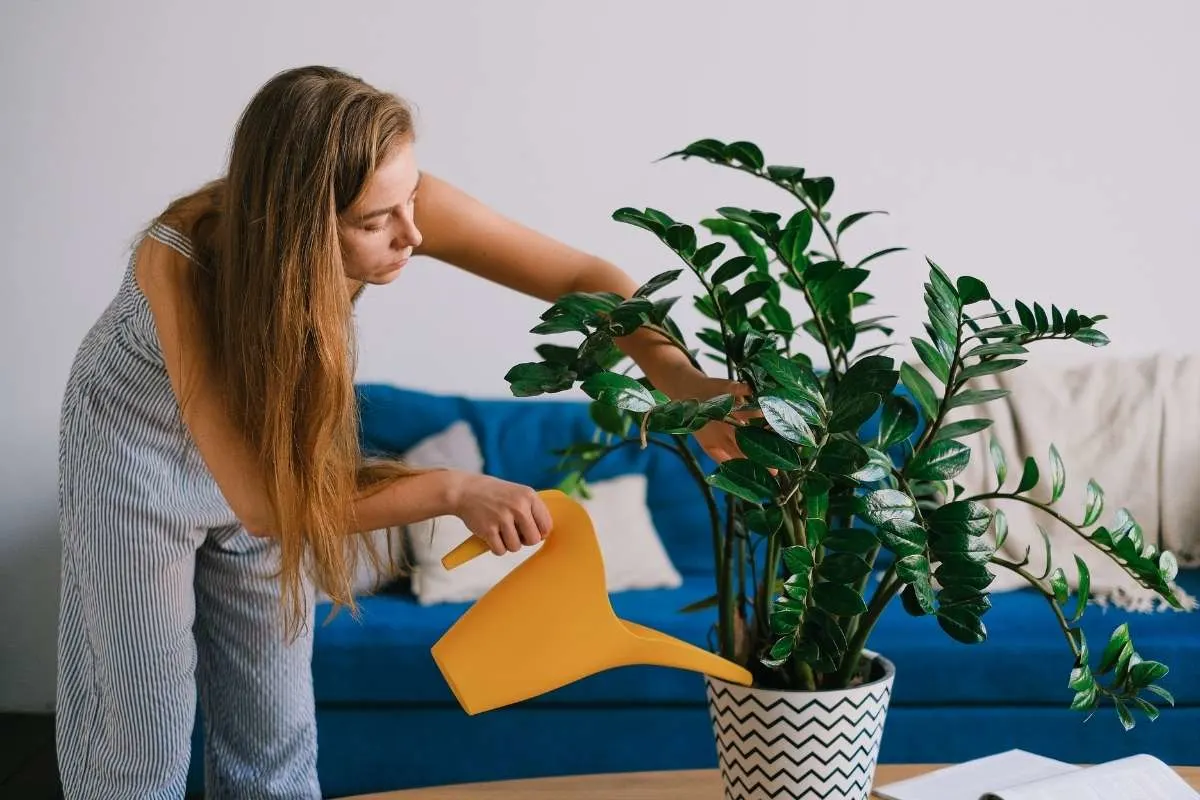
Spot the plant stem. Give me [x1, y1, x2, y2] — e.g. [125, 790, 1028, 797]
[836, 565, 900, 687]
[967, 491, 1141, 580]
[988, 557, 1081, 661]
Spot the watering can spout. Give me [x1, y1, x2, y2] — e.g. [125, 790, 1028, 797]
[431, 490, 753, 715]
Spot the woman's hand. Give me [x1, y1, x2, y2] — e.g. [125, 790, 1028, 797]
[446, 473, 553, 556]
[658, 369, 758, 465]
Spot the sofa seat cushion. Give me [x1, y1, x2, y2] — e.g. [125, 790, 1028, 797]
[313, 569, 1199, 708]
[313, 575, 725, 706]
[868, 568, 1200, 706]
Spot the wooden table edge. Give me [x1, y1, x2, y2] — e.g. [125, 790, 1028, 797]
[338, 763, 1200, 798]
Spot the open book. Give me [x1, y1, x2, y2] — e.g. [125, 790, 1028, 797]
[873, 749, 1197, 800]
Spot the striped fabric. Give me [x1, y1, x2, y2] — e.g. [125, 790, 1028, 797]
[55, 223, 321, 799]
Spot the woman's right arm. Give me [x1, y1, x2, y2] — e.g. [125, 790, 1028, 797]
[135, 237, 550, 552]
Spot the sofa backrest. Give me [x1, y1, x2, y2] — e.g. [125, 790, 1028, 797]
[356, 383, 722, 575]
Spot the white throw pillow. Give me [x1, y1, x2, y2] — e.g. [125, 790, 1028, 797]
[316, 420, 484, 602]
[409, 471, 683, 606]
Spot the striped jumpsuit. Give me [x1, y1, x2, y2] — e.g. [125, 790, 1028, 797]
[55, 223, 322, 799]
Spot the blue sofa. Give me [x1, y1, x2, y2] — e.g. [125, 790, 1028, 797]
[188, 382, 1199, 798]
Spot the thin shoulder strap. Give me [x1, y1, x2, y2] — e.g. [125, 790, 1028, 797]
[146, 221, 197, 262]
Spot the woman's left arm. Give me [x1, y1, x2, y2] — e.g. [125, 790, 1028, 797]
[413, 173, 747, 463]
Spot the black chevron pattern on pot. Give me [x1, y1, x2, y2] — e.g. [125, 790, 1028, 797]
[705, 668, 895, 800]
[707, 683, 893, 714]
[716, 737, 879, 767]
[709, 722, 878, 752]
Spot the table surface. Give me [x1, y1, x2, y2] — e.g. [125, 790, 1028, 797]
[341, 763, 1200, 798]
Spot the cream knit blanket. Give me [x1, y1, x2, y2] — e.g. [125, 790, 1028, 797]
[937, 351, 1200, 613]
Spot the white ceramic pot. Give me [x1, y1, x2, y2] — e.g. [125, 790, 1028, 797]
[705, 651, 896, 800]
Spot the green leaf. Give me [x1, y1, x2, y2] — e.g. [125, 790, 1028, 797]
[696, 394, 736, 421]
[912, 337, 951, 383]
[691, 242, 726, 271]
[900, 362, 940, 422]
[726, 141, 765, 170]
[856, 246, 907, 268]
[612, 207, 666, 236]
[505, 361, 576, 396]
[989, 436, 1008, 488]
[1132, 697, 1161, 722]
[677, 593, 719, 614]
[634, 269, 684, 298]
[779, 211, 814, 267]
[727, 280, 773, 308]
[1073, 327, 1110, 347]
[756, 352, 824, 404]
[766, 165, 805, 182]
[589, 401, 630, 436]
[836, 210, 887, 239]
[699, 218, 769, 271]
[801, 176, 835, 207]
[816, 438, 870, 476]
[856, 489, 917, 527]
[711, 255, 757, 284]
[908, 439, 972, 481]
[1049, 444, 1066, 503]
[812, 582, 868, 616]
[706, 459, 776, 504]
[1083, 479, 1104, 526]
[1050, 567, 1069, 606]
[1070, 555, 1091, 623]
[1145, 685, 1176, 707]
[1159, 550, 1179, 583]
[963, 341, 1028, 359]
[665, 223, 697, 255]
[937, 604, 987, 644]
[667, 138, 727, 161]
[581, 372, 656, 412]
[828, 392, 882, 434]
[759, 395, 818, 447]
[1016, 457, 1040, 493]
[956, 276, 991, 304]
[1097, 623, 1131, 675]
[878, 519, 927, 557]
[1034, 303, 1050, 333]
[1115, 699, 1136, 732]
[993, 509, 1009, 549]
[947, 387, 1010, 410]
[1129, 660, 1169, 688]
[956, 359, 1025, 383]
[877, 395, 919, 448]
[735, 426, 804, 471]
[783, 545, 814, 575]
[894, 554, 931, 584]
[934, 418, 994, 442]
[902, 580, 936, 615]
[819, 553, 873, 583]
[824, 527, 879, 555]
[761, 635, 794, 668]
[929, 500, 993, 536]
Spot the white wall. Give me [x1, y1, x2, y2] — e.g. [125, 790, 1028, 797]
[1, 0, 1196, 712]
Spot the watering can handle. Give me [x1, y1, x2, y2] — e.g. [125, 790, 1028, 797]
[441, 536, 491, 570]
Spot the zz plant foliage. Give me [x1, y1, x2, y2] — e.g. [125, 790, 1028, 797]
[503, 137, 1186, 729]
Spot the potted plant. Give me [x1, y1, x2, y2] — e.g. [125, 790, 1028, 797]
[502, 138, 1187, 799]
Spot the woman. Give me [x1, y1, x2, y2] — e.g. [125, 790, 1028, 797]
[56, 65, 744, 798]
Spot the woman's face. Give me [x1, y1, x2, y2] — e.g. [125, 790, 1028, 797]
[339, 141, 423, 286]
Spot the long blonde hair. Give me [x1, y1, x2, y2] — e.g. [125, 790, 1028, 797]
[159, 66, 421, 637]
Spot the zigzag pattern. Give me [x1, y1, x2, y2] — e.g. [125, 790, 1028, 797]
[708, 723, 878, 753]
[706, 675, 892, 800]
[715, 737, 879, 767]
[707, 683, 893, 715]
[710, 703, 887, 731]
[724, 773, 872, 799]
[718, 752, 872, 785]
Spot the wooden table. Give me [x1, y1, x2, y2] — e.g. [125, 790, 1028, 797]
[341, 763, 1200, 798]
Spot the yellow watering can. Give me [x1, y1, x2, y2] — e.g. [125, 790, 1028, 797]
[430, 489, 753, 715]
